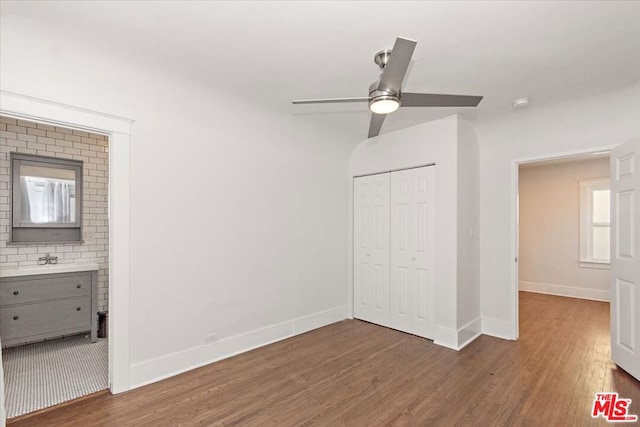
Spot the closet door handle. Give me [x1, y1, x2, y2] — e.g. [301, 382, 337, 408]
[13, 290, 19, 295]
[76, 307, 82, 311]
[77, 284, 82, 289]
[13, 315, 19, 321]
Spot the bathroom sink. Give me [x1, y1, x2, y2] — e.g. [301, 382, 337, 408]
[0, 263, 100, 278]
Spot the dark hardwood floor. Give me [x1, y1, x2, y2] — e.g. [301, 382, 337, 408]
[9, 292, 640, 426]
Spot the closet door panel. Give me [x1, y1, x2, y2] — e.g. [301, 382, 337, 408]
[390, 169, 414, 333]
[354, 178, 372, 321]
[353, 174, 390, 325]
[370, 175, 390, 326]
[411, 166, 436, 338]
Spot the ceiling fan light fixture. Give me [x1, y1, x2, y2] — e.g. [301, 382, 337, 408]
[369, 95, 401, 114]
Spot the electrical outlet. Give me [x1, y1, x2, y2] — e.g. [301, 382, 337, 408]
[203, 333, 218, 345]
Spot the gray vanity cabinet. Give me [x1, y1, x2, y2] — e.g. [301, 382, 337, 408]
[0, 270, 97, 348]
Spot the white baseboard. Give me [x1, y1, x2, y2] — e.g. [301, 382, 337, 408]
[457, 318, 482, 350]
[481, 316, 515, 340]
[434, 325, 458, 350]
[129, 305, 347, 389]
[293, 306, 347, 335]
[519, 281, 609, 302]
[434, 318, 481, 351]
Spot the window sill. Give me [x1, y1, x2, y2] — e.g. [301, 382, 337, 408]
[579, 260, 610, 270]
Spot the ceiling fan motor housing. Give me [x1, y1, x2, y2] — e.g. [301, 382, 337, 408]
[369, 80, 401, 110]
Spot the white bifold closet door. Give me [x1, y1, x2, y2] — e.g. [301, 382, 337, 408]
[389, 166, 435, 338]
[353, 172, 390, 326]
[353, 166, 435, 339]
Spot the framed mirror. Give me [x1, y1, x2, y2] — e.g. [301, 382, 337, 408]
[11, 153, 83, 243]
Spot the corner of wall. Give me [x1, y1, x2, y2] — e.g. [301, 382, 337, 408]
[456, 118, 481, 328]
[434, 325, 459, 350]
[434, 317, 482, 351]
[457, 317, 482, 349]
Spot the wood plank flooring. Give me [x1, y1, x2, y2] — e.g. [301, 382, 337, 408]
[9, 292, 640, 426]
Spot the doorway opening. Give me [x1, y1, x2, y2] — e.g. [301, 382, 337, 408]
[0, 117, 110, 418]
[512, 139, 640, 383]
[513, 149, 612, 339]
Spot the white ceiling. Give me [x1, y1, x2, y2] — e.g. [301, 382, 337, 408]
[2, 1, 639, 138]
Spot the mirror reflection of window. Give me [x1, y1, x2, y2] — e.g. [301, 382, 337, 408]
[19, 165, 77, 224]
[20, 181, 76, 224]
[11, 153, 83, 243]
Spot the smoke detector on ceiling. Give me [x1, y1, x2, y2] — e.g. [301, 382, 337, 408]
[512, 97, 531, 109]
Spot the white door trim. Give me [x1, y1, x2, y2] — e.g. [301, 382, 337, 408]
[0, 89, 133, 393]
[511, 145, 617, 340]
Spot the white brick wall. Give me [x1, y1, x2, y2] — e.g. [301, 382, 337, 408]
[0, 116, 110, 312]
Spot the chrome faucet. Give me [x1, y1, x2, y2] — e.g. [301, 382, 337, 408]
[38, 253, 58, 265]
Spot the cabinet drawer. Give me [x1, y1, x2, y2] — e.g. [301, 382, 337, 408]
[0, 273, 91, 306]
[0, 297, 91, 340]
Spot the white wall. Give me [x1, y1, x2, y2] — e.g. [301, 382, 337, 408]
[476, 83, 640, 339]
[1, 13, 358, 388]
[519, 157, 610, 301]
[349, 115, 481, 350]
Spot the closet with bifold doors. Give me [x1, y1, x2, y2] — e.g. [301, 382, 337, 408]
[353, 165, 435, 339]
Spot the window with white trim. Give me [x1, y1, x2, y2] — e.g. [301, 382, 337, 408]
[579, 178, 610, 268]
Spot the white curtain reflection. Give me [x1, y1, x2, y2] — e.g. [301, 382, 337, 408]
[21, 177, 74, 223]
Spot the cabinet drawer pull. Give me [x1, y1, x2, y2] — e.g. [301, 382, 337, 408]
[13, 290, 19, 295]
[76, 307, 82, 311]
[13, 315, 19, 321]
[77, 284, 82, 289]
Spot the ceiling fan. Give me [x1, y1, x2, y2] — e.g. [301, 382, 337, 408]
[292, 37, 483, 138]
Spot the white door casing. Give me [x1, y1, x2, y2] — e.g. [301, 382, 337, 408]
[610, 139, 640, 381]
[389, 166, 436, 339]
[353, 173, 390, 325]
